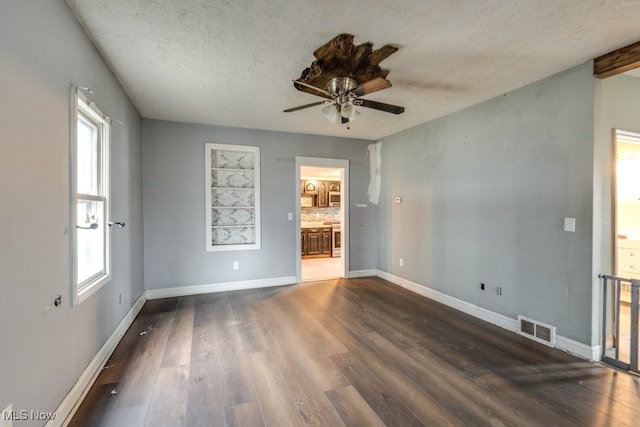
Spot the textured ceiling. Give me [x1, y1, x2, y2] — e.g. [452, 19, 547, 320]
[65, 0, 640, 141]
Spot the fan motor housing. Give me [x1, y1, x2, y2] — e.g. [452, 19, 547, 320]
[327, 77, 357, 98]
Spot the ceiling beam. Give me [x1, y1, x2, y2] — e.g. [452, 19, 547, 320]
[594, 40, 640, 79]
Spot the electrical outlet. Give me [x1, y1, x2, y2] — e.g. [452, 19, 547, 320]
[480, 283, 485, 290]
[233, 261, 239, 270]
[497, 287, 502, 295]
[399, 258, 404, 267]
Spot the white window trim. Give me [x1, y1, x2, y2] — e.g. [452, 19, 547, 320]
[70, 86, 111, 305]
[205, 143, 261, 251]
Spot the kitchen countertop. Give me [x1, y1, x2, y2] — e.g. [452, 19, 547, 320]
[301, 221, 336, 228]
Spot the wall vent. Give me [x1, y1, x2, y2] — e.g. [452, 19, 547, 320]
[517, 315, 556, 347]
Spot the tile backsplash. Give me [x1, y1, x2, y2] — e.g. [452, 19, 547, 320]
[301, 207, 340, 224]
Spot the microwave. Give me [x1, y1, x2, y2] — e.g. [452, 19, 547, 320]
[328, 191, 340, 206]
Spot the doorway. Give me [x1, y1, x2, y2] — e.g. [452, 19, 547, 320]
[295, 157, 348, 283]
[603, 129, 640, 370]
[614, 130, 640, 294]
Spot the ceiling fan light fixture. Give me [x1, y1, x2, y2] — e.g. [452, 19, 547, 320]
[340, 102, 354, 118]
[322, 104, 342, 124]
[340, 102, 359, 122]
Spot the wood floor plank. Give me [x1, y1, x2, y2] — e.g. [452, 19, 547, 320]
[219, 300, 257, 409]
[185, 294, 226, 427]
[161, 296, 195, 368]
[323, 285, 569, 425]
[330, 352, 426, 427]
[144, 364, 189, 427]
[278, 287, 350, 356]
[247, 298, 348, 427]
[225, 401, 265, 427]
[325, 385, 386, 427]
[115, 311, 175, 408]
[71, 277, 640, 426]
[247, 350, 306, 427]
[333, 278, 628, 425]
[72, 309, 176, 426]
[362, 278, 640, 425]
[256, 294, 350, 392]
[68, 382, 122, 427]
[368, 287, 632, 426]
[320, 308, 466, 425]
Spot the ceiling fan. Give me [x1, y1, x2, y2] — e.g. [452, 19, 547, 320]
[284, 34, 405, 124]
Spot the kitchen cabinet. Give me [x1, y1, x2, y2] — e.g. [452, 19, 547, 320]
[618, 241, 640, 280]
[302, 180, 317, 194]
[300, 180, 340, 207]
[301, 226, 332, 258]
[317, 182, 327, 207]
[322, 228, 332, 255]
[616, 240, 640, 303]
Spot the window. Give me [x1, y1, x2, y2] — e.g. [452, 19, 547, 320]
[205, 143, 261, 251]
[71, 87, 111, 304]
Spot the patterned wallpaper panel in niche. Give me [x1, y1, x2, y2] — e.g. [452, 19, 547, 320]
[211, 150, 255, 170]
[212, 227, 256, 245]
[211, 188, 254, 207]
[211, 208, 255, 226]
[211, 169, 255, 188]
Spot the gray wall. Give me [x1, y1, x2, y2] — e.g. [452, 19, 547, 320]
[0, 1, 144, 423]
[378, 63, 595, 344]
[142, 120, 376, 290]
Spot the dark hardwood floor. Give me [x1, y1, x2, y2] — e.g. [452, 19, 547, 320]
[70, 277, 640, 426]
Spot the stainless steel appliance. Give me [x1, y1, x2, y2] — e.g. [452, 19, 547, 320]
[328, 191, 340, 206]
[331, 223, 341, 257]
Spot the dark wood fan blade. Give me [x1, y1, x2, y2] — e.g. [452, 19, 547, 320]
[352, 77, 392, 97]
[283, 101, 326, 113]
[354, 98, 405, 114]
[293, 80, 333, 99]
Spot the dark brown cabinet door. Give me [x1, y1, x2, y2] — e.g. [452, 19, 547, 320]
[301, 229, 307, 255]
[307, 230, 321, 255]
[322, 230, 332, 255]
[317, 182, 327, 207]
[301, 227, 333, 258]
[304, 181, 317, 194]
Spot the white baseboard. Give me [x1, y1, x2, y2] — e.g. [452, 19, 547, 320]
[555, 336, 601, 361]
[49, 292, 146, 427]
[348, 269, 377, 278]
[376, 269, 598, 361]
[145, 276, 297, 300]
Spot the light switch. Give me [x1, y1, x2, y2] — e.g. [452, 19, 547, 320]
[287, 212, 293, 221]
[564, 217, 576, 232]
